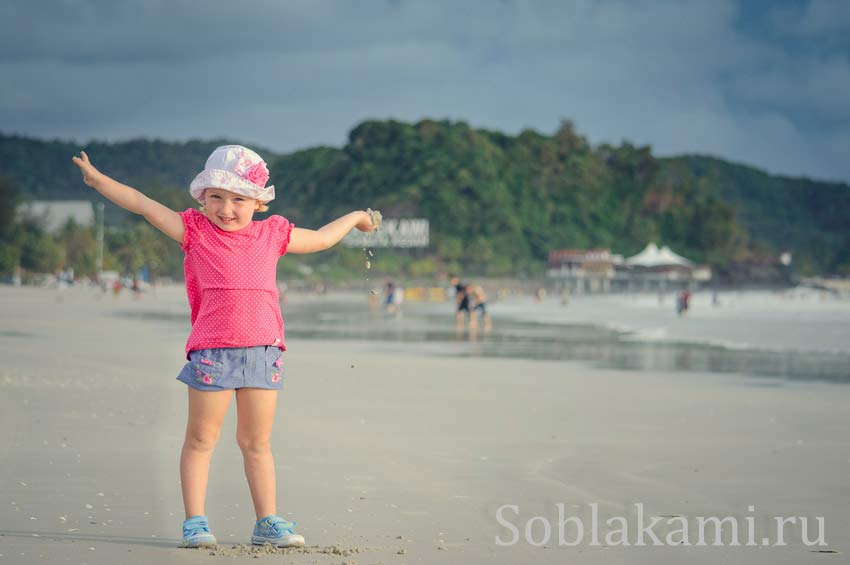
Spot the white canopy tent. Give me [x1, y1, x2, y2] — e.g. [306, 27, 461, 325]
[625, 243, 694, 268]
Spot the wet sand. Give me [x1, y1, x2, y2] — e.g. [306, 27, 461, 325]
[1, 285, 849, 564]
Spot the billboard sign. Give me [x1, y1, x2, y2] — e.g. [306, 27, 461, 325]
[343, 218, 430, 248]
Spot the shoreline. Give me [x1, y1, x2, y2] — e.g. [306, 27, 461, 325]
[9, 284, 850, 383]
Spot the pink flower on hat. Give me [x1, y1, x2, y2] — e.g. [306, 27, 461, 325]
[243, 161, 270, 187]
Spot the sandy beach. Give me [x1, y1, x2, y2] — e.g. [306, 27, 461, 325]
[2, 285, 849, 564]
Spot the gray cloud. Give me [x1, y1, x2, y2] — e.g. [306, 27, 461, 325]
[771, 0, 850, 37]
[2, 0, 849, 182]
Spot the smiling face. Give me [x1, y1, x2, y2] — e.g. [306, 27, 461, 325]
[202, 188, 262, 231]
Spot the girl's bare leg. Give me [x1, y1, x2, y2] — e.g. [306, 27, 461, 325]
[235, 388, 279, 519]
[180, 388, 233, 518]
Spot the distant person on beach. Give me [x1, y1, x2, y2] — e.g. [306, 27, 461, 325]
[449, 274, 471, 328]
[73, 145, 379, 549]
[384, 279, 397, 313]
[392, 283, 404, 313]
[468, 284, 492, 332]
[131, 275, 142, 298]
[384, 279, 403, 315]
[676, 290, 691, 316]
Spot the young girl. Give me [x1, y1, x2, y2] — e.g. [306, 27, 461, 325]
[72, 145, 378, 549]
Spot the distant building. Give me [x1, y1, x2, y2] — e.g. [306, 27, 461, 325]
[547, 243, 711, 293]
[18, 201, 95, 233]
[547, 248, 623, 293]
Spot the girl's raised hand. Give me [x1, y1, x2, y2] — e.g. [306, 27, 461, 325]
[357, 208, 382, 232]
[71, 151, 102, 188]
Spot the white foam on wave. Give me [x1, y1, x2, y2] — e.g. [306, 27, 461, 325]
[492, 289, 850, 356]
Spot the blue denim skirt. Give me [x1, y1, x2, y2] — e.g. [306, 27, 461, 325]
[177, 346, 284, 391]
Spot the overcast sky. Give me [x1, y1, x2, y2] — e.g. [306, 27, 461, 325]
[2, 0, 849, 182]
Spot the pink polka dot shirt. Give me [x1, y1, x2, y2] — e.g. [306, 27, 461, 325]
[179, 208, 293, 357]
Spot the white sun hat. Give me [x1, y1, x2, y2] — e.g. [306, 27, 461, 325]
[189, 145, 276, 203]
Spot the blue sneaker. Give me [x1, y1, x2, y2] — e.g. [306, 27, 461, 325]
[180, 515, 217, 548]
[251, 515, 305, 547]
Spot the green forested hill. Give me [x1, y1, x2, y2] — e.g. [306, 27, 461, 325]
[665, 155, 850, 275]
[273, 120, 746, 274]
[1, 120, 848, 278]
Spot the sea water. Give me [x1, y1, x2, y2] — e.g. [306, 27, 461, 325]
[279, 288, 850, 384]
[114, 286, 850, 385]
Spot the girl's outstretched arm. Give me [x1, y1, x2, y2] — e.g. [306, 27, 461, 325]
[287, 210, 375, 254]
[72, 151, 185, 244]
